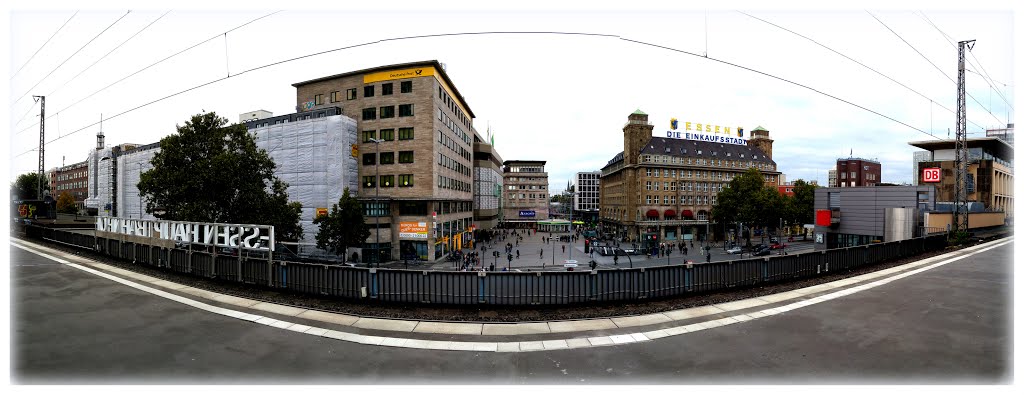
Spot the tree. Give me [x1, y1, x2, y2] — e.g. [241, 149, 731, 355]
[11, 172, 49, 200]
[138, 111, 303, 241]
[56, 191, 78, 214]
[314, 188, 371, 263]
[789, 179, 818, 240]
[712, 168, 784, 246]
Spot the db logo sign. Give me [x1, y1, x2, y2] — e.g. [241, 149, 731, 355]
[922, 168, 941, 183]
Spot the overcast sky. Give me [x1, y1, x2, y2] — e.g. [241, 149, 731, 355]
[5, 1, 1018, 194]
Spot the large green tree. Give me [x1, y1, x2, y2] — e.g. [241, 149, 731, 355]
[314, 188, 371, 263]
[56, 191, 78, 214]
[712, 167, 784, 246]
[789, 179, 818, 240]
[138, 111, 303, 241]
[11, 172, 50, 200]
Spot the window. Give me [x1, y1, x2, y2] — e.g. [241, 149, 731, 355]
[380, 175, 394, 187]
[376, 128, 394, 141]
[851, 171, 857, 179]
[401, 81, 412, 93]
[362, 108, 376, 120]
[379, 106, 395, 119]
[346, 88, 357, 100]
[330, 91, 341, 103]
[363, 176, 376, 188]
[314, 94, 324, 105]
[645, 181, 652, 190]
[840, 172, 847, 179]
[398, 127, 414, 140]
[380, 152, 394, 164]
[399, 151, 414, 163]
[362, 130, 376, 142]
[362, 153, 376, 165]
[382, 83, 393, 95]
[364, 85, 374, 97]
[398, 174, 414, 187]
[399, 104, 414, 117]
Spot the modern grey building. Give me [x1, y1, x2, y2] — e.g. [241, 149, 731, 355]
[912, 151, 932, 185]
[574, 171, 601, 221]
[813, 185, 936, 251]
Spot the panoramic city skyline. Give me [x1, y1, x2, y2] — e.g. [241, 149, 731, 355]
[7, 3, 1016, 193]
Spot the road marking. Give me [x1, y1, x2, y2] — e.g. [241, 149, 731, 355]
[11, 237, 1012, 353]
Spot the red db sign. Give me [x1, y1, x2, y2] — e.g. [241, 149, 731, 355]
[922, 168, 941, 183]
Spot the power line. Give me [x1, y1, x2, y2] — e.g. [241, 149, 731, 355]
[12, 10, 131, 107]
[738, 11, 989, 133]
[917, 11, 1014, 113]
[868, 11, 1005, 126]
[10, 11, 79, 80]
[14, 11, 281, 137]
[46, 11, 172, 98]
[14, 30, 948, 161]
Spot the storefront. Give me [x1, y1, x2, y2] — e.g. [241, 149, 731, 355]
[538, 220, 571, 233]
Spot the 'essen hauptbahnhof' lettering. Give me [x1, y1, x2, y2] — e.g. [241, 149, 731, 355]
[96, 217, 275, 251]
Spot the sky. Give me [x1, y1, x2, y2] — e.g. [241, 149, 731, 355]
[4, 0, 1018, 195]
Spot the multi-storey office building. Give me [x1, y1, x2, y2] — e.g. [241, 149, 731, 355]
[986, 123, 1014, 145]
[292, 60, 476, 261]
[502, 160, 549, 228]
[47, 160, 89, 211]
[835, 157, 882, 187]
[909, 137, 1013, 219]
[828, 169, 837, 187]
[473, 131, 504, 230]
[574, 171, 601, 223]
[912, 151, 932, 185]
[600, 110, 782, 244]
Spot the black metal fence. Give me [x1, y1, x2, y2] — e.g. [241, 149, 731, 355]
[23, 225, 949, 306]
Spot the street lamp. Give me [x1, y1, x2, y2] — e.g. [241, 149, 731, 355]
[369, 138, 384, 268]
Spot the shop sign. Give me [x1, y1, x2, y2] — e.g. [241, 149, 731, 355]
[519, 210, 536, 217]
[96, 217, 275, 251]
[316, 208, 328, 218]
[664, 130, 747, 145]
[399, 221, 429, 239]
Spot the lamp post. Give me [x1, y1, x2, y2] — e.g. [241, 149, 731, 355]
[370, 138, 383, 268]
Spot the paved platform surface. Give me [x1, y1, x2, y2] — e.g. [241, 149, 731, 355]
[11, 237, 1012, 384]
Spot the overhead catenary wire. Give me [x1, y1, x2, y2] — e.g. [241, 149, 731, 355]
[868, 11, 1005, 126]
[12, 10, 132, 107]
[15, 30, 948, 160]
[738, 10, 989, 133]
[14, 10, 282, 137]
[918, 11, 1014, 113]
[46, 10, 172, 98]
[10, 11, 79, 80]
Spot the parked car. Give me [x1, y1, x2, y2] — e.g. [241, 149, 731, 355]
[770, 242, 787, 250]
[726, 246, 743, 254]
[752, 246, 772, 256]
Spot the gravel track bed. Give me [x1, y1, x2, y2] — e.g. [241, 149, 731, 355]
[19, 234, 1007, 323]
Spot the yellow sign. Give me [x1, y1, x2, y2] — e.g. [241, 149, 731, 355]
[399, 222, 429, 239]
[363, 65, 470, 119]
[674, 119, 742, 137]
[350, 144, 359, 158]
[363, 67, 435, 84]
[316, 208, 328, 218]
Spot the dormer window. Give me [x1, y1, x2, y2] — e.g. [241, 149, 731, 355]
[740, 154, 745, 158]
[697, 150, 702, 155]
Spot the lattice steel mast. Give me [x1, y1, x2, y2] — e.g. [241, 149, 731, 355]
[954, 40, 975, 234]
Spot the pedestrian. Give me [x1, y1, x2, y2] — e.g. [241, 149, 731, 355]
[562, 245, 565, 253]
[613, 254, 619, 265]
[683, 246, 688, 255]
[516, 239, 519, 247]
[540, 249, 544, 258]
[516, 249, 520, 259]
[706, 251, 711, 263]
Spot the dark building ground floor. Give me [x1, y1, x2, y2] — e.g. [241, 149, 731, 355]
[358, 198, 475, 264]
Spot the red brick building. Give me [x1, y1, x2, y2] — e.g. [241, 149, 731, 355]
[835, 157, 881, 187]
[47, 160, 89, 211]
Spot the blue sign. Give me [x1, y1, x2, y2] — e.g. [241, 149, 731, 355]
[519, 210, 536, 218]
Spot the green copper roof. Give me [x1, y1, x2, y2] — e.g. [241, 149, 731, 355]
[752, 125, 768, 132]
[632, 109, 647, 115]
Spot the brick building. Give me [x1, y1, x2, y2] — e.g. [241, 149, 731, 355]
[835, 157, 881, 187]
[47, 160, 89, 211]
[600, 110, 782, 245]
[292, 60, 477, 262]
[502, 160, 549, 228]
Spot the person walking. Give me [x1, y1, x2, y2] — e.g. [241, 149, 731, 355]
[516, 249, 520, 259]
[706, 251, 711, 263]
[540, 249, 543, 259]
[683, 245, 688, 255]
[562, 245, 565, 253]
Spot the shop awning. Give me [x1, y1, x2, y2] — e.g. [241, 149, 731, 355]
[682, 210, 693, 218]
[664, 209, 676, 217]
[645, 209, 659, 218]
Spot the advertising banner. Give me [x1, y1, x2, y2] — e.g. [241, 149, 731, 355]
[399, 222, 429, 239]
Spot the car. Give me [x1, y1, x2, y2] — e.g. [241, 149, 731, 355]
[726, 246, 743, 254]
[752, 246, 772, 256]
[769, 237, 780, 243]
[770, 242, 787, 250]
